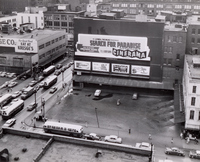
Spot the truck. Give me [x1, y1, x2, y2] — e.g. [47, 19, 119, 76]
[21, 86, 35, 100]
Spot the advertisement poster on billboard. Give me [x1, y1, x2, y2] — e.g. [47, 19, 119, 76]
[92, 62, 110, 72]
[75, 61, 91, 70]
[76, 34, 150, 61]
[0, 38, 38, 53]
[131, 65, 150, 76]
[112, 64, 129, 74]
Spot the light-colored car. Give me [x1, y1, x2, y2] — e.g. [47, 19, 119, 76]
[29, 80, 38, 87]
[27, 102, 38, 111]
[136, 142, 152, 150]
[49, 87, 57, 94]
[12, 91, 22, 98]
[132, 93, 138, 100]
[189, 150, 200, 159]
[3, 118, 16, 127]
[94, 89, 101, 97]
[7, 73, 17, 78]
[8, 81, 18, 88]
[104, 135, 122, 144]
[0, 72, 7, 77]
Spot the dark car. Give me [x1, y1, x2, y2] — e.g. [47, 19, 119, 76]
[189, 150, 200, 159]
[27, 102, 38, 111]
[165, 147, 185, 157]
[83, 133, 101, 141]
[49, 87, 57, 94]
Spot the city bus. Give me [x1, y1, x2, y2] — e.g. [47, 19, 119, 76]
[43, 65, 56, 76]
[43, 75, 57, 89]
[21, 86, 35, 100]
[43, 121, 84, 138]
[0, 93, 13, 107]
[1, 100, 24, 120]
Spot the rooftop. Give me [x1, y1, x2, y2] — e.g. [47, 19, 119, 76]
[0, 29, 65, 41]
[186, 15, 200, 25]
[186, 55, 200, 79]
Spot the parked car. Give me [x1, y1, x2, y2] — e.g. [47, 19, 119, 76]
[189, 150, 200, 159]
[56, 64, 63, 69]
[12, 91, 22, 98]
[49, 87, 57, 94]
[104, 135, 122, 144]
[8, 81, 18, 88]
[3, 118, 16, 127]
[94, 89, 101, 97]
[132, 92, 138, 100]
[165, 147, 185, 156]
[39, 81, 45, 88]
[83, 133, 101, 141]
[27, 102, 38, 111]
[0, 72, 7, 77]
[7, 73, 17, 78]
[54, 70, 61, 76]
[38, 76, 44, 81]
[29, 80, 38, 87]
[136, 142, 151, 150]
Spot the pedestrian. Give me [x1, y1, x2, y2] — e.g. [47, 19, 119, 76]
[171, 137, 173, 144]
[148, 134, 152, 140]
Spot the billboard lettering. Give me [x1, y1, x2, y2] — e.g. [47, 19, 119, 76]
[76, 34, 150, 61]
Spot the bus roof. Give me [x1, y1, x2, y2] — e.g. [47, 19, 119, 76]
[44, 75, 57, 83]
[44, 121, 83, 130]
[0, 93, 12, 103]
[24, 86, 34, 92]
[43, 65, 55, 73]
[2, 100, 24, 115]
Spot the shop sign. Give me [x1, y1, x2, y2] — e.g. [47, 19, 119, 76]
[131, 65, 150, 76]
[92, 62, 109, 72]
[112, 64, 129, 74]
[75, 61, 91, 70]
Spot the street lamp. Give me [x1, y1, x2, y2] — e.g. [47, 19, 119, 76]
[41, 98, 45, 120]
[34, 88, 37, 112]
[95, 108, 99, 128]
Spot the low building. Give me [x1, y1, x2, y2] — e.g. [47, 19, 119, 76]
[0, 28, 67, 74]
[183, 54, 200, 133]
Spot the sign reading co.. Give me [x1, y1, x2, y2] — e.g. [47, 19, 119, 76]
[0, 38, 16, 46]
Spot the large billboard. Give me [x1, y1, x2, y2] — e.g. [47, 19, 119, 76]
[76, 34, 150, 61]
[92, 62, 109, 72]
[0, 38, 38, 53]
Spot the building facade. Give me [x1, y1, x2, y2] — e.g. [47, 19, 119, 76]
[183, 55, 200, 132]
[0, 29, 66, 74]
[110, 0, 200, 16]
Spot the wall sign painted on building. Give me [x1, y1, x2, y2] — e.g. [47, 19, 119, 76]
[75, 61, 91, 70]
[131, 65, 150, 76]
[76, 34, 150, 61]
[92, 62, 109, 72]
[0, 38, 38, 53]
[112, 64, 129, 74]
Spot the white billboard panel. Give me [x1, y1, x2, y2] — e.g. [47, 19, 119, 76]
[131, 65, 150, 76]
[75, 61, 91, 70]
[0, 38, 38, 53]
[92, 62, 109, 72]
[76, 34, 150, 61]
[112, 64, 129, 74]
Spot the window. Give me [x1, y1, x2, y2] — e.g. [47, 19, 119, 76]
[163, 58, 167, 65]
[198, 29, 200, 34]
[167, 35, 171, 42]
[164, 46, 168, 53]
[55, 38, 58, 42]
[173, 36, 177, 42]
[39, 44, 44, 50]
[192, 86, 196, 93]
[199, 111, 200, 120]
[176, 54, 180, 60]
[13, 58, 23, 67]
[191, 38, 195, 44]
[192, 28, 196, 34]
[52, 40, 54, 44]
[61, 22, 67, 27]
[198, 38, 200, 44]
[54, 15, 59, 20]
[191, 97, 196, 106]
[168, 58, 172, 65]
[54, 21, 60, 26]
[46, 41, 50, 47]
[189, 110, 194, 120]
[28, 16, 30, 23]
[0, 57, 6, 64]
[47, 21, 52, 26]
[178, 36, 182, 43]
[169, 47, 172, 53]
[130, 4, 136, 7]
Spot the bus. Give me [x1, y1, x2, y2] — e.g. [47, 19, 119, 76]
[43, 121, 83, 138]
[0, 94, 13, 107]
[21, 86, 35, 100]
[43, 75, 57, 89]
[43, 65, 56, 76]
[1, 100, 24, 120]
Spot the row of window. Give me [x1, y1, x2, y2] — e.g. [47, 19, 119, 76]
[39, 43, 65, 59]
[45, 125, 79, 133]
[166, 36, 183, 43]
[113, 3, 200, 9]
[38, 35, 65, 50]
[45, 15, 74, 21]
[46, 21, 73, 27]
[191, 37, 200, 44]
[191, 28, 200, 35]
[0, 57, 23, 66]
[189, 110, 200, 120]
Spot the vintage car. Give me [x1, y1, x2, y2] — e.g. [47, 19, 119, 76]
[104, 135, 122, 144]
[83, 133, 101, 141]
[3, 118, 16, 127]
[165, 147, 185, 157]
[189, 150, 200, 159]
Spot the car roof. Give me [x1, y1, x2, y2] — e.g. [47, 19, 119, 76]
[196, 150, 200, 154]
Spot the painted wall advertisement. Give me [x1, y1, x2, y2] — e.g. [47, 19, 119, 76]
[0, 38, 38, 53]
[131, 65, 150, 76]
[75, 61, 91, 70]
[92, 62, 109, 72]
[112, 64, 129, 74]
[76, 34, 150, 61]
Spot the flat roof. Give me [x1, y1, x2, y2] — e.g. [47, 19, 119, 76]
[185, 55, 200, 79]
[0, 29, 65, 41]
